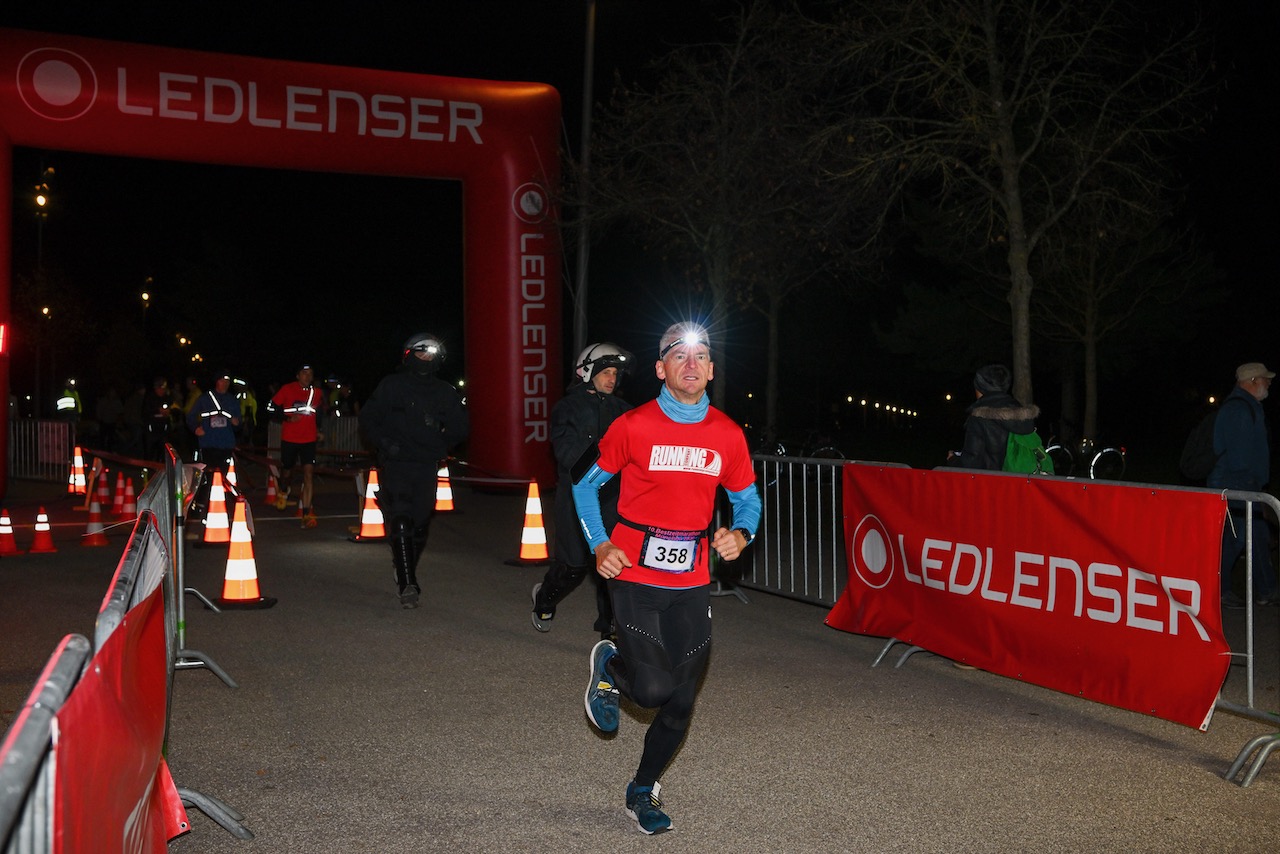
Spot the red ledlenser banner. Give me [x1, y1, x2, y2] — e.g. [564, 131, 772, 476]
[826, 466, 1230, 730]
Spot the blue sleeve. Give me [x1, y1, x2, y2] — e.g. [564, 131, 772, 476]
[726, 484, 761, 536]
[571, 463, 616, 550]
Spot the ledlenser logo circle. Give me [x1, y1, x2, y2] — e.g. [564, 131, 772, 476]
[17, 48, 98, 121]
[512, 182, 548, 224]
[850, 514, 895, 590]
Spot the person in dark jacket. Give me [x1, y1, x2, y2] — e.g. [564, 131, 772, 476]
[1209, 361, 1279, 607]
[360, 333, 469, 608]
[531, 342, 633, 638]
[945, 364, 1040, 471]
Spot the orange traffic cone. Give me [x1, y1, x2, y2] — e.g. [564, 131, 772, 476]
[435, 465, 455, 512]
[263, 466, 279, 506]
[111, 470, 126, 517]
[67, 446, 87, 495]
[505, 481, 550, 566]
[215, 497, 277, 609]
[28, 507, 57, 554]
[81, 500, 110, 547]
[120, 477, 138, 519]
[349, 469, 386, 542]
[93, 464, 112, 512]
[0, 509, 21, 555]
[201, 471, 231, 546]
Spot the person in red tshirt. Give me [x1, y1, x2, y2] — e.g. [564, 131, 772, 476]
[573, 321, 760, 834]
[267, 364, 326, 528]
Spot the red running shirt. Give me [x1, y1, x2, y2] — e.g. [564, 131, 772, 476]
[271, 382, 324, 443]
[596, 399, 755, 588]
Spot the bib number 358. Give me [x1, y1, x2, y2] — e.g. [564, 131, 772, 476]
[640, 534, 698, 573]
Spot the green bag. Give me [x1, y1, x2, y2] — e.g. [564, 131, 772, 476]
[1003, 430, 1053, 475]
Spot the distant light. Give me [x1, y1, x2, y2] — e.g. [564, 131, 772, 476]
[846, 395, 853, 403]
[35, 193, 47, 207]
[945, 393, 953, 401]
[1207, 395, 1216, 405]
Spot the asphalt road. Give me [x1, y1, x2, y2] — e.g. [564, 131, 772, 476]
[2, 475, 1278, 853]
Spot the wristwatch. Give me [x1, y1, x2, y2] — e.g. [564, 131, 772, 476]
[733, 527, 754, 545]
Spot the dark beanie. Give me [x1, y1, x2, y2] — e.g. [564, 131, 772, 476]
[974, 364, 1012, 394]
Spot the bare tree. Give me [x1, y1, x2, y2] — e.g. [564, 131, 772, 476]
[814, 0, 1214, 405]
[579, 1, 886, 429]
[1031, 199, 1221, 441]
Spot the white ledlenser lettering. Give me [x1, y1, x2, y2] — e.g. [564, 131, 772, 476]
[286, 86, 323, 131]
[204, 77, 243, 123]
[885, 535, 1205, 638]
[1086, 563, 1123, 623]
[1010, 551, 1044, 609]
[920, 539, 947, 591]
[248, 82, 281, 128]
[117, 68, 152, 115]
[450, 102, 484, 143]
[520, 232, 549, 444]
[1163, 577, 1209, 640]
[948, 543, 983, 595]
[409, 98, 444, 141]
[370, 94, 405, 137]
[328, 90, 367, 133]
[158, 72, 198, 120]
[1126, 568, 1163, 632]
[113, 68, 484, 143]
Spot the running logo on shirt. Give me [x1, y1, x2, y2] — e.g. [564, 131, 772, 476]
[648, 445, 722, 476]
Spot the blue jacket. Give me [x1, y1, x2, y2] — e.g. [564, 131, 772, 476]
[1209, 386, 1268, 492]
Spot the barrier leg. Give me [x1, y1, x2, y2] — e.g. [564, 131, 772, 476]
[177, 786, 255, 840]
[894, 645, 928, 668]
[1226, 732, 1280, 787]
[872, 638, 903, 668]
[175, 648, 239, 688]
[709, 579, 750, 604]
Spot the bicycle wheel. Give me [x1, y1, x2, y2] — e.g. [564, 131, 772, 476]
[1089, 448, 1126, 480]
[1045, 444, 1073, 477]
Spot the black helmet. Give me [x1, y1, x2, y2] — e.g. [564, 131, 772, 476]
[403, 333, 445, 373]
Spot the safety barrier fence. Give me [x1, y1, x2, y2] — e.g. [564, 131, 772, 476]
[7, 420, 75, 482]
[734, 455, 1280, 787]
[0, 445, 251, 852]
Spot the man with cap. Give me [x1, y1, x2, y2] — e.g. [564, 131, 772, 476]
[187, 370, 242, 521]
[945, 364, 1041, 470]
[267, 365, 326, 529]
[1210, 362, 1280, 607]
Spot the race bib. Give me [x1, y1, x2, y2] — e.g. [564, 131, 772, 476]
[639, 528, 701, 574]
[210, 416, 228, 429]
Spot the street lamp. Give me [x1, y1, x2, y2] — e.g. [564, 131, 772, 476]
[572, 0, 598, 358]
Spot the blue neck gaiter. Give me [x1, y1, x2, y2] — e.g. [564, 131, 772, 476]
[658, 384, 709, 424]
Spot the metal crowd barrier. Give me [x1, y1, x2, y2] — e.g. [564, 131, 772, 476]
[7, 420, 75, 482]
[730, 456, 909, 607]
[0, 444, 252, 850]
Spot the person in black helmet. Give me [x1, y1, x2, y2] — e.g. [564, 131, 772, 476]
[531, 341, 632, 638]
[359, 333, 470, 608]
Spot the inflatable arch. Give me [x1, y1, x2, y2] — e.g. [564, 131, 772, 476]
[0, 29, 562, 493]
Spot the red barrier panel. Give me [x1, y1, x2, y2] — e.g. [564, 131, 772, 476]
[55, 582, 188, 850]
[827, 466, 1230, 730]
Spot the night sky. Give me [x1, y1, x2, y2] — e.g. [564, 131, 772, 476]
[2, 1, 1277, 468]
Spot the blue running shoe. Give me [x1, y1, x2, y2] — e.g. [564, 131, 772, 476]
[584, 639, 619, 732]
[625, 781, 672, 835]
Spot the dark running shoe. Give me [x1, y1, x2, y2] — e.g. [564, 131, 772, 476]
[584, 639, 619, 732]
[625, 781, 672, 835]
[531, 582, 554, 632]
[1222, 591, 1247, 610]
[399, 585, 421, 609]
